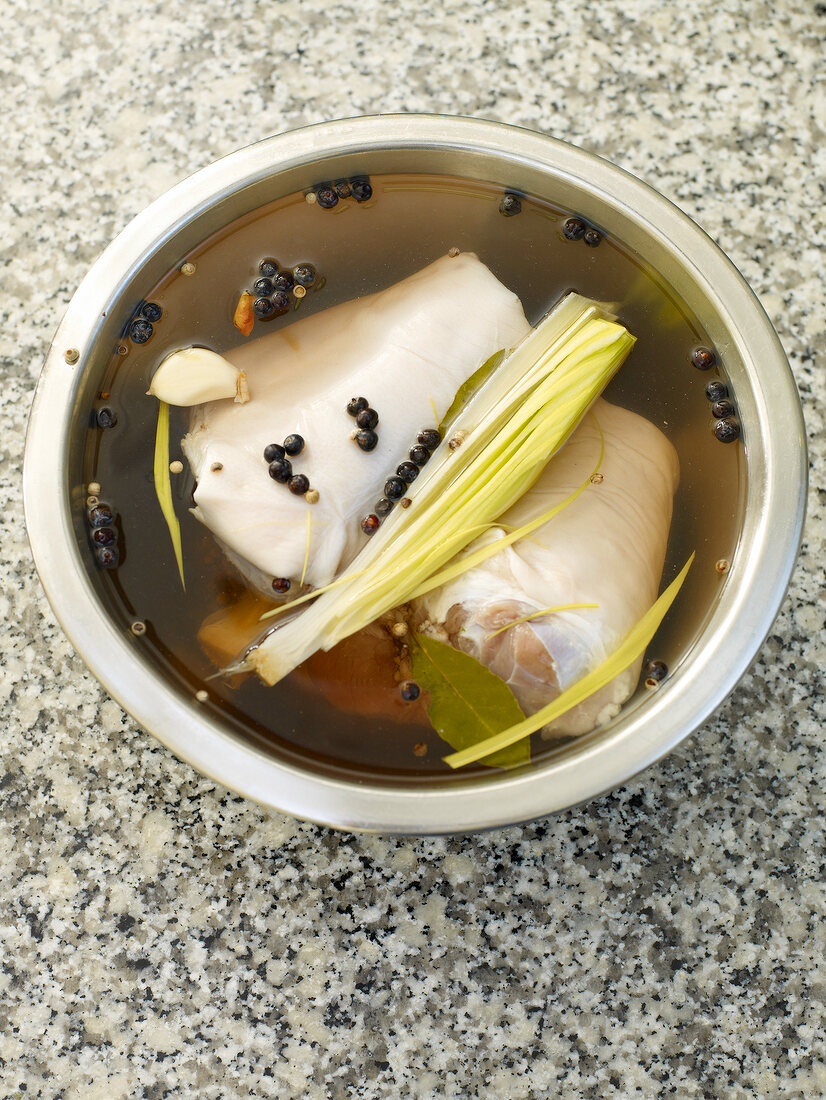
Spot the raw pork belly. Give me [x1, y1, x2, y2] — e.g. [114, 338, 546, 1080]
[182, 254, 530, 593]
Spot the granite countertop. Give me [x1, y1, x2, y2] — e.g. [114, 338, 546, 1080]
[2, 1, 825, 1096]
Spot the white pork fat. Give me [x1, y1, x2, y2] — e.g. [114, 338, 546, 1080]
[181, 253, 530, 593]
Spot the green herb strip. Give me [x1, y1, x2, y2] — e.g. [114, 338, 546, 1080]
[443, 553, 694, 768]
[153, 400, 185, 591]
[438, 348, 506, 434]
[410, 633, 528, 769]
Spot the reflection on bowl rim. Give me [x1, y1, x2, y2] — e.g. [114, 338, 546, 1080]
[23, 116, 807, 833]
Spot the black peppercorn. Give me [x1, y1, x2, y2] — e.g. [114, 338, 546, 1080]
[711, 399, 735, 419]
[272, 576, 291, 594]
[417, 429, 441, 450]
[96, 545, 119, 568]
[713, 418, 740, 443]
[91, 527, 115, 546]
[289, 474, 310, 495]
[89, 504, 114, 528]
[268, 458, 293, 482]
[384, 476, 407, 500]
[409, 445, 430, 466]
[644, 659, 668, 682]
[293, 264, 316, 287]
[361, 513, 380, 535]
[583, 227, 602, 247]
[356, 407, 379, 430]
[334, 179, 352, 198]
[351, 177, 373, 202]
[96, 407, 117, 429]
[355, 430, 378, 452]
[253, 278, 274, 297]
[316, 184, 338, 208]
[705, 380, 728, 402]
[692, 347, 716, 371]
[347, 397, 369, 416]
[396, 461, 419, 483]
[283, 434, 305, 456]
[141, 302, 162, 322]
[272, 290, 290, 314]
[375, 497, 394, 516]
[263, 443, 285, 463]
[563, 217, 587, 241]
[499, 193, 521, 217]
[401, 681, 421, 701]
[129, 318, 153, 344]
[253, 297, 276, 319]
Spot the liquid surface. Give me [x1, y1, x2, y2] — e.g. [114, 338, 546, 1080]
[85, 173, 743, 782]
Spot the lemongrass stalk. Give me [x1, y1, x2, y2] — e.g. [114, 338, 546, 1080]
[443, 554, 694, 768]
[314, 299, 604, 593]
[343, 296, 599, 564]
[329, 331, 621, 624]
[245, 295, 635, 684]
[331, 355, 611, 631]
[298, 324, 630, 655]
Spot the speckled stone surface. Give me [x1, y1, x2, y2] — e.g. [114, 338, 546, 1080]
[2, 1, 825, 1096]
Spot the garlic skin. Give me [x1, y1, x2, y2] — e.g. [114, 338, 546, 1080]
[234, 371, 250, 404]
[148, 347, 241, 406]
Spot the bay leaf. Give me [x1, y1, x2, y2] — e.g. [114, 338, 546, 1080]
[410, 633, 529, 769]
[437, 348, 506, 434]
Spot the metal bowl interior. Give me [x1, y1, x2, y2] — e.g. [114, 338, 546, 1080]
[24, 116, 806, 833]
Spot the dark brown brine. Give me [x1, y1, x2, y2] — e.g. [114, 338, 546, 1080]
[84, 173, 743, 783]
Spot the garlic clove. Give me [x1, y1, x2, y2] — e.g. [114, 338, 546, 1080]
[148, 347, 243, 406]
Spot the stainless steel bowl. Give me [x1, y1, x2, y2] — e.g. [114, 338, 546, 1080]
[24, 116, 806, 833]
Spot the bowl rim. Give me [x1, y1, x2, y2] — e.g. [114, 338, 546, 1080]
[24, 115, 807, 833]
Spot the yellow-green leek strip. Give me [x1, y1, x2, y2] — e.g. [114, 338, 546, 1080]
[259, 521, 499, 625]
[406, 464, 591, 602]
[443, 553, 695, 769]
[407, 419, 605, 603]
[153, 401, 185, 591]
[485, 603, 600, 640]
[258, 568, 369, 622]
[299, 510, 312, 588]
